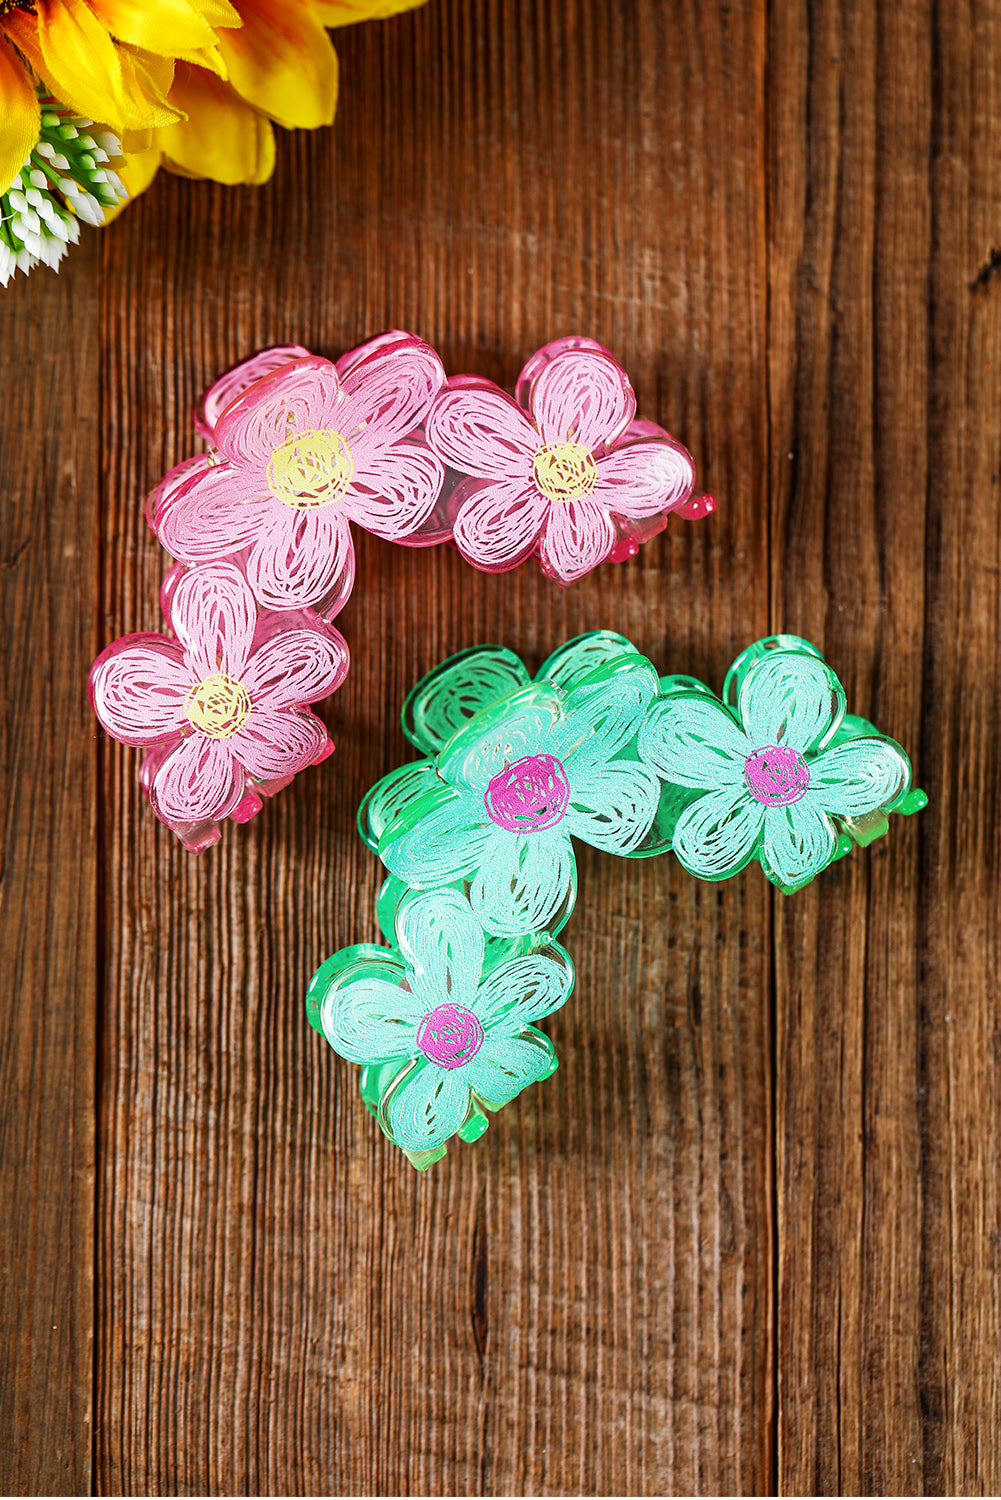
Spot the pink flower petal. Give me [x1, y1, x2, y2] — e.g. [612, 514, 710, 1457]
[195, 344, 312, 441]
[146, 453, 213, 533]
[514, 336, 615, 413]
[451, 478, 549, 571]
[539, 497, 616, 583]
[334, 329, 412, 379]
[229, 705, 328, 780]
[243, 627, 349, 708]
[170, 561, 258, 678]
[89, 636, 190, 746]
[214, 356, 344, 467]
[154, 458, 272, 563]
[528, 346, 635, 450]
[341, 436, 444, 541]
[335, 335, 445, 445]
[426, 384, 537, 481]
[593, 437, 696, 518]
[150, 734, 246, 825]
[245, 505, 356, 616]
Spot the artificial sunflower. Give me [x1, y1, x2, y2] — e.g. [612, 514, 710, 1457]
[0, 0, 426, 205]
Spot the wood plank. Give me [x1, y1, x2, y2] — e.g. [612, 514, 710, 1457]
[768, 0, 1001, 1490]
[94, 0, 772, 1492]
[0, 241, 101, 1492]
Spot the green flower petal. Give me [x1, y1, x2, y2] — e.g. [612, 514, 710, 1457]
[760, 801, 838, 889]
[638, 692, 748, 789]
[555, 652, 660, 769]
[462, 1029, 559, 1109]
[381, 1059, 473, 1152]
[468, 826, 576, 937]
[802, 736, 911, 818]
[321, 976, 422, 1066]
[536, 630, 636, 690]
[671, 786, 764, 880]
[738, 650, 845, 754]
[378, 781, 492, 889]
[402, 644, 529, 754]
[357, 758, 439, 853]
[563, 761, 661, 854]
[474, 945, 575, 1029]
[437, 681, 563, 792]
[394, 888, 484, 1010]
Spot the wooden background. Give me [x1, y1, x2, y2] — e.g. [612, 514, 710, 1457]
[1, 0, 999, 1492]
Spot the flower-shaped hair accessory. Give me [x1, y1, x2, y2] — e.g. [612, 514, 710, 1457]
[152, 331, 448, 619]
[194, 344, 312, 442]
[376, 651, 663, 937]
[638, 636, 923, 892]
[90, 560, 349, 849]
[307, 888, 574, 1167]
[357, 631, 643, 855]
[426, 336, 704, 583]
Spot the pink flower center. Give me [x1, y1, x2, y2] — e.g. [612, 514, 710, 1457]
[744, 744, 811, 806]
[484, 753, 571, 831]
[532, 440, 597, 501]
[416, 1003, 485, 1069]
[185, 673, 251, 739]
[267, 427, 354, 508]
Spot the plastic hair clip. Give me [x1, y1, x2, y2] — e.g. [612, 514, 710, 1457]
[638, 634, 927, 892]
[151, 332, 450, 621]
[362, 636, 670, 938]
[146, 333, 712, 617]
[306, 887, 574, 1168]
[89, 560, 349, 852]
[313, 630, 924, 1166]
[427, 336, 711, 582]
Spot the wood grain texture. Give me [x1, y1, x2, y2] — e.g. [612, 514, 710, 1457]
[94, 1, 771, 1494]
[2, 0, 999, 1492]
[768, 0, 1001, 1492]
[0, 245, 100, 1492]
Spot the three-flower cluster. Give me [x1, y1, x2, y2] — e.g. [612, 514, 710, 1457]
[307, 631, 925, 1168]
[89, 333, 708, 849]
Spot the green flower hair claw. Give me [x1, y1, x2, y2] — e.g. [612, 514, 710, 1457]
[637, 634, 926, 893]
[306, 888, 574, 1169]
[360, 636, 668, 939]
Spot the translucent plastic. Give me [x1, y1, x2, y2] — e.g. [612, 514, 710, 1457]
[639, 634, 924, 892]
[89, 559, 349, 850]
[427, 337, 708, 584]
[150, 333, 712, 620]
[374, 648, 663, 937]
[328, 628, 926, 1167]
[306, 888, 573, 1168]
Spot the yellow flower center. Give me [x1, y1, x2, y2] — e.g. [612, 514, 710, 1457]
[532, 440, 597, 502]
[185, 674, 251, 739]
[267, 428, 354, 508]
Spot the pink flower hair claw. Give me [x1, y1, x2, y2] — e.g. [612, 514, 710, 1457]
[152, 332, 449, 621]
[426, 336, 713, 583]
[89, 561, 349, 852]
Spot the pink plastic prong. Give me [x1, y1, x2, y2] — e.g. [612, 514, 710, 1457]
[678, 492, 716, 520]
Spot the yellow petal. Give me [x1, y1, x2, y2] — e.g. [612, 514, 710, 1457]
[0, 40, 40, 197]
[190, 0, 243, 27]
[1, 0, 167, 134]
[216, 0, 337, 130]
[314, 0, 426, 21]
[123, 126, 157, 152]
[106, 141, 162, 216]
[156, 63, 275, 184]
[118, 47, 185, 128]
[88, 0, 219, 55]
[173, 43, 229, 80]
